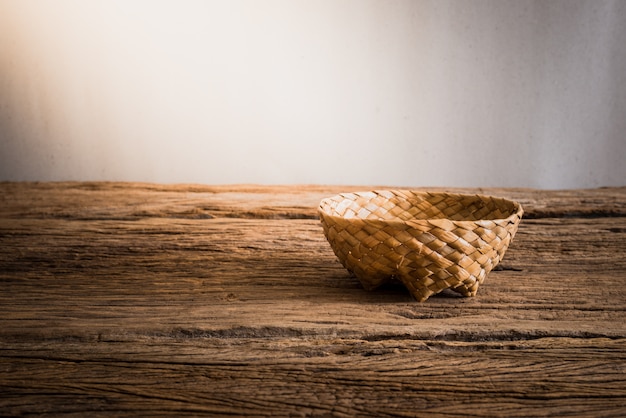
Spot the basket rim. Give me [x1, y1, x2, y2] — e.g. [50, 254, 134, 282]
[318, 190, 524, 226]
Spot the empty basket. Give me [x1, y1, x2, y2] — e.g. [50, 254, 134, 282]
[318, 190, 523, 302]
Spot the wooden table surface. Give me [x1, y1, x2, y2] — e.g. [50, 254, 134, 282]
[1, 182, 626, 417]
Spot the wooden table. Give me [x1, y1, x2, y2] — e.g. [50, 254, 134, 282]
[1, 182, 626, 417]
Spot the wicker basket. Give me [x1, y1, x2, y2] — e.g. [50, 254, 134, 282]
[318, 190, 523, 302]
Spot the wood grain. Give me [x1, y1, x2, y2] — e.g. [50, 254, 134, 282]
[1, 182, 626, 416]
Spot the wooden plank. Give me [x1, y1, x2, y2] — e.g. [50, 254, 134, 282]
[2, 338, 625, 417]
[1, 181, 625, 220]
[1, 182, 626, 416]
[1, 216, 626, 337]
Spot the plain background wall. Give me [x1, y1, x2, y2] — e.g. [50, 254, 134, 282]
[0, 0, 625, 189]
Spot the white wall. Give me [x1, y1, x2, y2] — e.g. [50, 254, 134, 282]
[1, 0, 624, 188]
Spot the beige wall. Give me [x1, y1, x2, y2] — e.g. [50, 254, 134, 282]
[1, 0, 624, 188]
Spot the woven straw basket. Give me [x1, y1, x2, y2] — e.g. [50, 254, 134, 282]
[318, 190, 523, 302]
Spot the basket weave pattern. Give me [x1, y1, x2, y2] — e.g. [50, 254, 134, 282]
[318, 190, 523, 302]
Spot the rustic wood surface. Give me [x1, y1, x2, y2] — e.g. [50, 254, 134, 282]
[1, 182, 626, 417]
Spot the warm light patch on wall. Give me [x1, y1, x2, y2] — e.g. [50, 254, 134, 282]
[1, 0, 409, 184]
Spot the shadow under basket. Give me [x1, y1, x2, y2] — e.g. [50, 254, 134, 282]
[318, 190, 523, 302]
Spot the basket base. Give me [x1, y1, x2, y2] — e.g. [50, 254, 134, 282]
[400, 277, 479, 302]
[352, 270, 484, 302]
